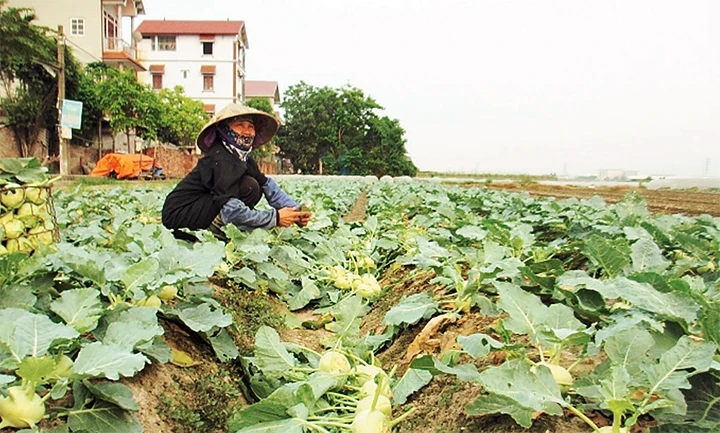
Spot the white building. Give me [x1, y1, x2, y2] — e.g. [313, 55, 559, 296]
[135, 20, 248, 115]
[7, 0, 146, 71]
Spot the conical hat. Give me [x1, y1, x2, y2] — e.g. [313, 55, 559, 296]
[196, 104, 279, 152]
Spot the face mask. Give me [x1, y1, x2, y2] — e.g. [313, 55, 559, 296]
[237, 134, 254, 151]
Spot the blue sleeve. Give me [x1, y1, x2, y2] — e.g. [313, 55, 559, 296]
[220, 198, 278, 231]
[262, 177, 299, 209]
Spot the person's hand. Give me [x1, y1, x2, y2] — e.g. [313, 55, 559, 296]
[295, 210, 312, 227]
[277, 208, 311, 227]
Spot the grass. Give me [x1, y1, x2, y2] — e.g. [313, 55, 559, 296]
[215, 281, 284, 355]
[54, 175, 177, 191]
[157, 367, 245, 433]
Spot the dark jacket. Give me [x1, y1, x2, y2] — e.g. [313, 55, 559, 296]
[161, 143, 267, 230]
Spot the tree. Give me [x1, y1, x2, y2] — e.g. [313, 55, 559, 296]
[0, 1, 80, 158]
[276, 81, 417, 176]
[157, 86, 208, 147]
[95, 67, 162, 152]
[72, 62, 108, 148]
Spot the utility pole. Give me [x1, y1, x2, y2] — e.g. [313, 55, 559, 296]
[57, 25, 69, 176]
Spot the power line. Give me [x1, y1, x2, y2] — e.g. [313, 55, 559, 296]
[63, 39, 104, 64]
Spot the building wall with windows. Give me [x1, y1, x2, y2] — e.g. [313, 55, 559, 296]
[135, 21, 247, 115]
[8, 0, 102, 64]
[7, 0, 145, 70]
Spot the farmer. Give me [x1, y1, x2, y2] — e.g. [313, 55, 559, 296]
[161, 104, 311, 241]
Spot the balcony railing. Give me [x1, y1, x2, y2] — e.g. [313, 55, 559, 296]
[103, 37, 136, 58]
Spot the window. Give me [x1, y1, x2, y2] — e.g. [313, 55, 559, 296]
[70, 18, 85, 36]
[203, 75, 214, 91]
[152, 74, 163, 90]
[202, 42, 213, 55]
[157, 35, 176, 51]
[182, 70, 188, 79]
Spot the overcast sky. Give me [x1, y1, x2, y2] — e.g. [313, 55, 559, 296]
[135, 0, 720, 177]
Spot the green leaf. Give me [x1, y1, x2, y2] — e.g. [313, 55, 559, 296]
[0, 309, 79, 360]
[17, 356, 55, 384]
[103, 307, 163, 348]
[120, 258, 159, 294]
[286, 277, 321, 311]
[642, 336, 715, 395]
[15, 167, 47, 183]
[67, 402, 142, 433]
[324, 294, 368, 340]
[0, 158, 24, 174]
[82, 380, 140, 411]
[631, 237, 670, 273]
[456, 225, 488, 241]
[382, 292, 439, 327]
[582, 234, 631, 278]
[432, 357, 481, 382]
[598, 365, 635, 415]
[652, 373, 720, 430]
[233, 418, 304, 433]
[0, 283, 36, 310]
[467, 393, 540, 428]
[392, 368, 433, 405]
[458, 333, 505, 359]
[50, 288, 103, 333]
[227, 384, 300, 431]
[73, 342, 148, 380]
[599, 278, 700, 325]
[542, 304, 585, 331]
[253, 326, 296, 376]
[467, 360, 564, 428]
[177, 303, 232, 332]
[208, 328, 239, 362]
[58, 245, 109, 288]
[604, 328, 655, 376]
[136, 337, 171, 364]
[495, 282, 547, 339]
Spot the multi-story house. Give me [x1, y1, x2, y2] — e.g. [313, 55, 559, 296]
[135, 20, 248, 115]
[7, 0, 146, 71]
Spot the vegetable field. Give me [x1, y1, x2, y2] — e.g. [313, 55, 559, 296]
[0, 175, 718, 433]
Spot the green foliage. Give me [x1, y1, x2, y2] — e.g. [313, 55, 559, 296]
[157, 86, 208, 147]
[216, 287, 284, 355]
[0, 1, 80, 157]
[246, 97, 274, 115]
[157, 369, 245, 433]
[71, 62, 107, 146]
[276, 81, 417, 176]
[94, 67, 162, 143]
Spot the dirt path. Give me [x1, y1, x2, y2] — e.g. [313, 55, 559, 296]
[342, 189, 368, 223]
[486, 182, 720, 217]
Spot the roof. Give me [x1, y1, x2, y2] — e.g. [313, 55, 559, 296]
[245, 80, 281, 103]
[200, 65, 216, 74]
[102, 51, 146, 72]
[136, 20, 244, 36]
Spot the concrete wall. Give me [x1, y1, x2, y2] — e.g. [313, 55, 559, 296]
[0, 125, 48, 160]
